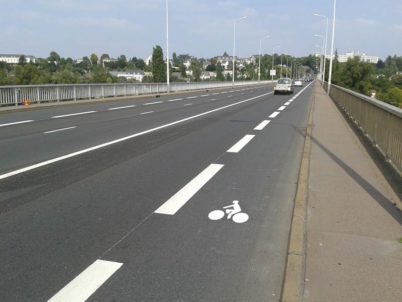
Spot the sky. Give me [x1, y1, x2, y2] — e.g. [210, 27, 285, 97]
[0, 0, 401, 60]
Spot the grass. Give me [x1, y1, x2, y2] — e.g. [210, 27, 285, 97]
[398, 238, 402, 244]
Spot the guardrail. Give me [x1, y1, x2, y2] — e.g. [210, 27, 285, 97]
[0, 81, 272, 107]
[324, 83, 402, 176]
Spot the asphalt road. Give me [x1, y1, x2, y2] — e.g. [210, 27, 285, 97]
[0, 82, 314, 301]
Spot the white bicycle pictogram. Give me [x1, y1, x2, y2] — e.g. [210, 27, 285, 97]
[208, 200, 249, 224]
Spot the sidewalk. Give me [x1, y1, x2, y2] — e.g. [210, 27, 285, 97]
[303, 83, 402, 301]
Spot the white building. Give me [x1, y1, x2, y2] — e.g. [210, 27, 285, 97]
[200, 71, 216, 80]
[110, 71, 145, 82]
[325, 51, 379, 64]
[0, 54, 36, 64]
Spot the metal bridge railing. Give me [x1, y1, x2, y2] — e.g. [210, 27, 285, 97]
[325, 83, 402, 176]
[0, 81, 271, 107]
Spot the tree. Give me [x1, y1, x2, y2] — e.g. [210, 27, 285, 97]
[152, 45, 166, 82]
[135, 58, 145, 70]
[18, 55, 26, 66]
[172, 52, 179, 66]
[90, 53, 98, 66]
[180, 63, 186, 78]
[190, 59, 202, 81]
[100, 54, 110, 66]
[216, 62, 224, 81]
[117, 55, 127, 69]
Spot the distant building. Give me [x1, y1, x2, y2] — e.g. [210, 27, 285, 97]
[200, 71, 216, 80]
[0, 54, 36, 64]
[325, 51, 379, 64]
[110, 70, 145, 82]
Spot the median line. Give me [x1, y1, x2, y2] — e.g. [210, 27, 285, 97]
[0, 120, 34, 127]
[227, 134, 255, 153]
[48, 260, 122, 302]
[0, 91, 272, 180]
[44, 126, 77, 134]
[52, 111, 96, 119]
[155, 164, 224, 215]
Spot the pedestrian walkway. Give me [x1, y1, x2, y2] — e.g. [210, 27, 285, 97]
[304, 83, 402, 301]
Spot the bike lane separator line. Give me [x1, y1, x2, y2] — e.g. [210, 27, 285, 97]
[254, 120, 271, 131]
[155, 164, 224, 215]
[227, 134, 255, 153]
[51, 111, 96, 119]
[0, 120, 34, 127]
[47, 259, 123, 302]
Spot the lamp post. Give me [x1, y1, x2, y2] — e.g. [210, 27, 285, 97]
[166, 0, 170, 92]
[271, 45, 280, 82]
[258, 34, 270, 81]
[314, 34, 325, 81]
[286, 56, 288, 78]
[233, 16, 248, 86]
[328, 0, 337, 95]
[314, 13, 329, 83]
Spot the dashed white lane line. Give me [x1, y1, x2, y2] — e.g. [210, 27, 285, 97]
[228, 95, 233, 98]
[140, 111, 154, 115]
[44, 126, 77, 134]
[200, 94, 210, 97]
[52, 111, 96, 119]
[186, 96, 197, 99]
[278, 106, 287, 111]
[48, 260, 123, 302]
[167, 98, 183, 102]
[184, 103, 193, 106]
[284, 102, 291, 105]
[210, 98, 217, 101]
[155, 163, 224, 215]
[269, 111, 280, 118]
[143, 101, 163, 106]
[227, 134, 255, 153]
[212, 93, 219, 95]
[0, 92, 271, 180]
[254, 120, 271, 131]
[108, 105, 136, 110]
[0, 120, 34, 127]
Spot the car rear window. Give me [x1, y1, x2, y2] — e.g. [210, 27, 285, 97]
[278, 79, 290, 84]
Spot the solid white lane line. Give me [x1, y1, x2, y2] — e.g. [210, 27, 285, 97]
[0, 120, 34, 127]
[0, 92, 271, 180]
[155, 164, 224, 215]
[108, 105, 136, 110]
[143, 101, 163, 106]
[186, 96, 197, 99]
[167, 98, 182, 102]
[48, 260, 123, 302]
[52, 111, 96, 119]
[269, 111, 280, 118]
[44, 126, 77, 134]
[254, 120, 271, 131]
[278, 106, 287, 111]
[140, 111, 153, 115]
[227, 134, 255, 153]
[284, 102, 291, 105]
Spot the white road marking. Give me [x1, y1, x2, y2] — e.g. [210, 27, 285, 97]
[269, 111, 280, 118]
[44, 126, 77, 134]
[200, 94, 210, 97]
[227, 134, 255, 153]
[284, 102, 291, 105]
[155, 164, 224, 215]
[52, 111, 96, 119]
[0, 92, 272, 180]
[210, 98, 217, 101]
[228, 95, 233, 98]
[48, 260, 122, 302]
[143, 101, 163, 106]
[108, 105, 136, 110]
[167, 98, 182, 102]
[140, 111, 153, 115]
[186, 96, 197, 99]
[212, 93, 219, 95]
[278, 106, 287, 111]
[254, 120, 270, 131]
[184, 103, 193, 106]
[0, 120, 34, 127]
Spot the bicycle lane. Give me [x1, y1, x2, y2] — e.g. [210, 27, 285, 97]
[86, 84, 314, 301]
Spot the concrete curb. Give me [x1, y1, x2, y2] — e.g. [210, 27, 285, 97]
[281, 84, 316, 302]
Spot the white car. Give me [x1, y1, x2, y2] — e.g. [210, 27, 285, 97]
[294, 79, 303, 87]
[274, 78, 294, 95]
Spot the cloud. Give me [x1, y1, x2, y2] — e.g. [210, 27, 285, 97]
[355, 18, 380, 26]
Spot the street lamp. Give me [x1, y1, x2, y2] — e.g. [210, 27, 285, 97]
[258, 34, 270, 81]
[328, 0, 337, 95]
[233, 16, 248, 86]
[271, 45, 280, 82]
[314, 34, 325, 81]
[314, 13, 329, 84]
[166, 0, 170, 92]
